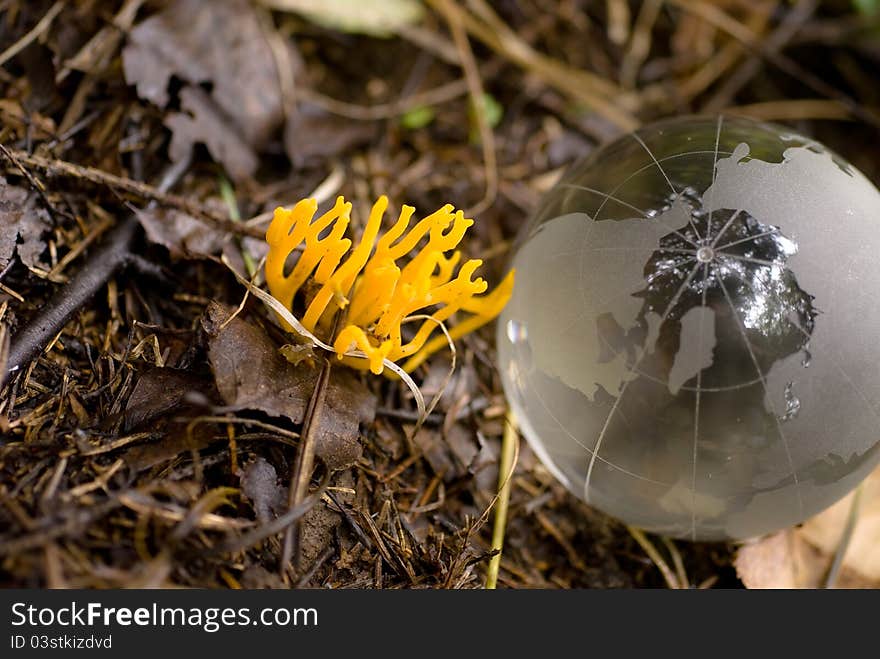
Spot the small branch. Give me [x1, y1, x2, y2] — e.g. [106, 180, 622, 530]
[2, 155, 192, 388]
[281, 356, 332, 573]
[824, 484, 863, 589]
[438, 0, 498, 217]
[0, 147, 261, 238]
[0, 1, 65, 68]
[627, 525, 682, 589]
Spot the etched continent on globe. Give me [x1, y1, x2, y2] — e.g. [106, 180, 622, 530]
[499, 116, 880, 541]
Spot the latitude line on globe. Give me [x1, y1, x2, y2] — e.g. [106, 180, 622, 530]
[527, 378, 673, 486]
[565, 149, 735, 253]
[562, 183, 699, 248]
[631, 132, 704, 243]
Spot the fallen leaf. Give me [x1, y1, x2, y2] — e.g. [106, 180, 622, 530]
[239, 457, 287, 523]
[118, 420, 219, 473]
[122, 0, 284, 178]
[165, 86, 260, 182]
[138, 198, 269, 261]
[735, 530, 811, 589]
[240, 459, 355, 573]
[202, 302, 376, 470]
[259, 0, 423, 36]
[299, 469, 355, 566]
[203, 302, 311, 422]
[124, 366, 212, 432]
[0, 176, 50, 271]
[239, 565, 287, 588]
[735, 465, 880, 588]
[410, 422, 480, 483]
[136, 199, 229, 259]
[799, 465, 880, 583]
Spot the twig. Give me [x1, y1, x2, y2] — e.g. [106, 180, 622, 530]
[702, 0, 819, 112]
[298, 79, 469, 122]
[824, 484, 863, 589]
[661, 536, 689, 589]
[443, 415, 519, 588]
[723, 99, 853, 122]
[485, 415, 518, 589]
[0, 147, 260, 238]
[210, 473, 330, 555]
[620, 0, 663, 89]
[430, 0, 639, 131]
[627, 526, 682, 589]
[0, 1, 65, 68]
[2, 155, 191, 388]
[281, 355, 332, 573]
[438, 0, 497, 217]
[669, 0, 880, 128]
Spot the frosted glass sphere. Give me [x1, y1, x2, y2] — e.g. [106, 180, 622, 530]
[498, 115, 880, 541]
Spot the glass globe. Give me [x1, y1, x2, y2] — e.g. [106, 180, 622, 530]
[498, 115, 880, 541]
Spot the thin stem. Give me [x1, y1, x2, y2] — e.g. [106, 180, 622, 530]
[824, 484, 863, 589]
[627, 526, 681, 589]
[485, 416, 519, 589]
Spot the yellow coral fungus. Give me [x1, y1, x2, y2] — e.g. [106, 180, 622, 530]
[265, 195, 514, 375]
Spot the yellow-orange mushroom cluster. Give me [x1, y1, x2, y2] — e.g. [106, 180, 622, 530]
[265, 195, 514, 375]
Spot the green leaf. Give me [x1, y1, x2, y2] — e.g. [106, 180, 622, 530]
[400, 105, 435, 130]
[469, 93, 504, 143]
[258, 0, 423, 37]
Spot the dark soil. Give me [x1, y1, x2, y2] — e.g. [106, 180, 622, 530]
[0, 0, 877, 588]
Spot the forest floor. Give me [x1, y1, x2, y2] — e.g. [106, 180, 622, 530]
[1, 0, 879, 588]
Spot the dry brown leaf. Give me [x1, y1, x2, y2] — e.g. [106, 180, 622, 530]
[122, 0, 284, 179]
[799, 465, 880, 583]
[123, 366, 212, 432]
[137, 197, 268, 261]
[239, 457, 287, 523]
[165, 87, 260, 182]
[0, 176, 50, 271]
[736, 465, 880, 589]
[136, 202, 229, 259]
[202, 302, 376, 470]
[203, 302, 311, 422]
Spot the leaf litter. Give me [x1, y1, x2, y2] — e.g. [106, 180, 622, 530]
[3, 0, 878, 590]
[203, 301, 375, 471]
[0, 177, 51, 271]
[122, 0, 285, 180]
[736, 465, 880, 588]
